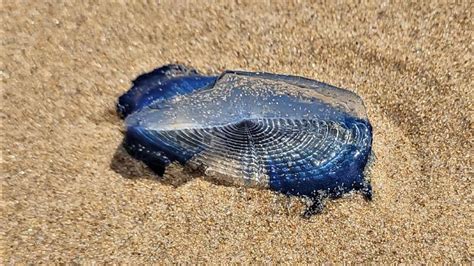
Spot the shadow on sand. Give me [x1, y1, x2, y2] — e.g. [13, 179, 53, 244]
[110, 143, 195, 187]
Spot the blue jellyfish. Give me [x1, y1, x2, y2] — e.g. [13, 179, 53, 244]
[117, 64, 373, 216]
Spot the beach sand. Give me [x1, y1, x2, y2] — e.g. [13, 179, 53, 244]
[2, 1, 472, 263]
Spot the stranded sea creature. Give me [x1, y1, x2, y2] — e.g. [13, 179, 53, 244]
[117, 64, 373, 216]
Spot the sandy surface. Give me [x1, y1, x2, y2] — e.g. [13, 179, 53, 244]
[1, 1, 472, 263]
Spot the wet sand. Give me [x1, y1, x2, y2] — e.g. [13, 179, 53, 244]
[2, 1, 472, 263]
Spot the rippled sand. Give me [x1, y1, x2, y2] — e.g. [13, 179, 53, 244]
[2, 1, 471, 263]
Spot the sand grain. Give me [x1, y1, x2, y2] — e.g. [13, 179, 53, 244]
[1, 1, 472, 263]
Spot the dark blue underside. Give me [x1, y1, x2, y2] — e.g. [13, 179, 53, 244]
[267, 118, 372, 197]
[117, 64, 217, 118]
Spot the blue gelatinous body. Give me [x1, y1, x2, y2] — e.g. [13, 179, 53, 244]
[117, 64, 373, 211]
[117, 64, 216, 118]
